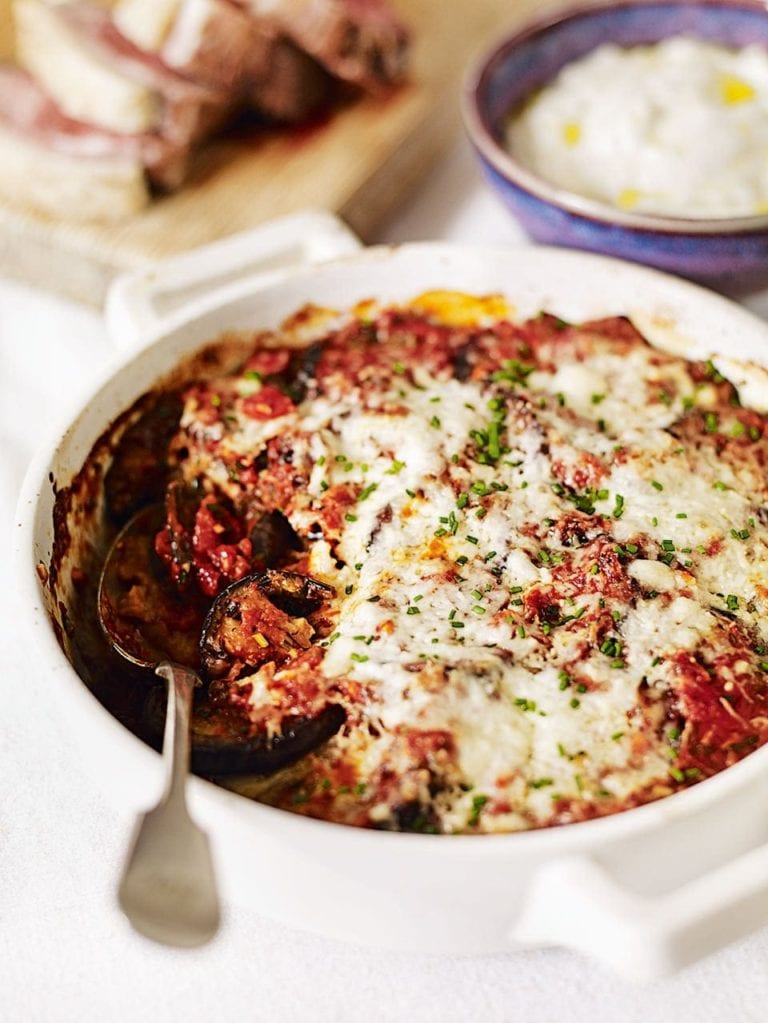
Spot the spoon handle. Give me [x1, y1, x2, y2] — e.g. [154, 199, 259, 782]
[155, 661, 196, 807]
[117, 661, 221, 947]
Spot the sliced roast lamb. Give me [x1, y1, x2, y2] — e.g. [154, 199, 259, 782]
[113, 0, 331, 122]
[234, 0, 408, 93]
[113, 0, 256, 93]
[241, 21, 331, 122]
[14, 0, 231, 142]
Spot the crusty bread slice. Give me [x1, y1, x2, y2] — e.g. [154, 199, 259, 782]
[0, 121, 148, 221]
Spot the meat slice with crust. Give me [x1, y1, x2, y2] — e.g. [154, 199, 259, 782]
[111, 0, 332, 121]
[113, 0, 256, 92]
[234, 0, 408, 93]
[241, 20, 331, 122]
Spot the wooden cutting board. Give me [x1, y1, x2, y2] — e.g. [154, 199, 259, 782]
[0, 0, 542, 307]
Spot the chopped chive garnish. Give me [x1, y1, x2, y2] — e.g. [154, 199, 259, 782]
[468, 794, 488, 826]
[487, 420, 501, 460]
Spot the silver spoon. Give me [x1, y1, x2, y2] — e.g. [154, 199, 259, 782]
[98, 506, 220, 948]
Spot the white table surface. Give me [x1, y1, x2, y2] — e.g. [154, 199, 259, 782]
[5, 137, 768, 1023]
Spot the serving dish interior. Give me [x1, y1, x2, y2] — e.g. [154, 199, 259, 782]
[30, 242, 768, 845]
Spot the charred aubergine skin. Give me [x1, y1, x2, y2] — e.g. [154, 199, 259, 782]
[190, 570, 344, 776]
[200, 570, 335, 680]
[143, 683, 345, 777]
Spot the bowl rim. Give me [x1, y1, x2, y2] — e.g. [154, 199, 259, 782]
[15, 239, 768, 856]
[462, 0, 768, 236]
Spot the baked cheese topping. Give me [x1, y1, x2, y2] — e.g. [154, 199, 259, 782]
[160, 298, 768, 833]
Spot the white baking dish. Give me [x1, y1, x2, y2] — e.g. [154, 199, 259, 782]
[16, 211, 768, 981]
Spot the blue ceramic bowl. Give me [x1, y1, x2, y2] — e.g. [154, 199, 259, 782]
[462, 0, 768, 289]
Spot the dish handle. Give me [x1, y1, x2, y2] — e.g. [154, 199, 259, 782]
[509, 841, 768, 979]
[104, 209, 362, 351]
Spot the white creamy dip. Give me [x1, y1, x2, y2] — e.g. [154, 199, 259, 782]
[506, 37, 768, 218]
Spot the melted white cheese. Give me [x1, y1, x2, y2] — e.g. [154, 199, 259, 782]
[182, 303, 768, 832]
